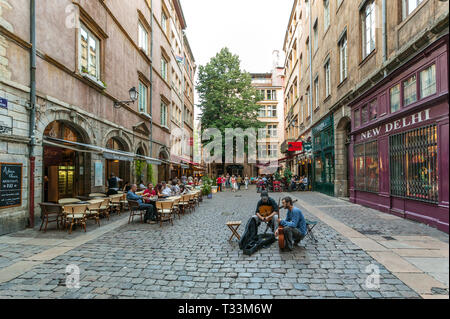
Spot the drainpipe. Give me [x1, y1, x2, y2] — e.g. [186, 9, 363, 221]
[149, 0, 154, 157]
[382, 0, 387, 73]
[308, 0, 313, 128]
[28, 0, 37, 228]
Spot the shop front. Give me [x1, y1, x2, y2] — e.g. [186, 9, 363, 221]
[43, 121, 90, 202]
[349, 37, 448, 233]
[312, 115, 335, 196]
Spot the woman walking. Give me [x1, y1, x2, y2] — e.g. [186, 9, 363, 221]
[244, 175, 249, 190]
[231, 175, 237, 192]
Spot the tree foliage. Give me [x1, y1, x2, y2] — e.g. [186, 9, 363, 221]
[196, 47, 264, 138]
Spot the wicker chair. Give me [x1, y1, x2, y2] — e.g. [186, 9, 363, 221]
[127, 200, 145, 224]
[171, 196, 182, 220]
[109, 195, 122, 215]
[89, 198, 110, 221]
[178, 194, 191, 214]
[63, 204, 88, 234]
[86, 200, 103, 226]
[155, 200, 174, 227]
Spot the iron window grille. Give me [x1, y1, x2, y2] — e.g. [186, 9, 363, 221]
[389, 124, 438, 203]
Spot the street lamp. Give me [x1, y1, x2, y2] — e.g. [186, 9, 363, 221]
[114, 87, 139, 108]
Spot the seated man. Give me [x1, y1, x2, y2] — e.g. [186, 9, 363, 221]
[127, 184, 157, 223]
[160, 181, 172, 197]
[276, 196, 307, 251]
[251, 191, 279, 234]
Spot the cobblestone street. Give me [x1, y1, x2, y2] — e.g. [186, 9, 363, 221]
[0, 187, 448, 299]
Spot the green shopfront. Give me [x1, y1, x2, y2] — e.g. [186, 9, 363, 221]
[312, 115, 335, 196]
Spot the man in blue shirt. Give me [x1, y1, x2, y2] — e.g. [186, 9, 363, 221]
[275, 196, 307, 251]
[127, 184, 156, 223]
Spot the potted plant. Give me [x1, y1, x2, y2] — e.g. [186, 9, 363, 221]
[201, 177, 213, 198]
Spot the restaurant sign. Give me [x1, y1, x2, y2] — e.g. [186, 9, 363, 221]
[360, 108, 431, 141]
[0, 163, 22, 208]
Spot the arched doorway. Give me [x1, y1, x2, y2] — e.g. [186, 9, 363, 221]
[158, 148, 170, 182]
[135, 147, 146, 184]
[43, 121, 89, 202]
[105, 138, 129, 188]
[335, 116, 351, 197]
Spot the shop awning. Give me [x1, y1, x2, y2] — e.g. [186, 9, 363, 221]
[43, 137, 161, 165]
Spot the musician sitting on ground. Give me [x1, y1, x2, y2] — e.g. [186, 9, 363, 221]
[251, 191, 279, 234]
[275, 196, 307, 251]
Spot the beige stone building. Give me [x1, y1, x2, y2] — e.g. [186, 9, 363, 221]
[251, 60, 285, 176]
[0, 0, 195, 235]
[281, 0, 448, 200]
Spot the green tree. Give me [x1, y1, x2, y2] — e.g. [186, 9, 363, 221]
[196, 48, 264, 170]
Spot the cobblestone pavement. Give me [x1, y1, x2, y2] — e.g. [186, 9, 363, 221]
[0, 188, 447, 299]
[297, 192, 448, 243]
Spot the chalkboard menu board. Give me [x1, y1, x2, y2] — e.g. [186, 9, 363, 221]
[0, 163, 22, 208]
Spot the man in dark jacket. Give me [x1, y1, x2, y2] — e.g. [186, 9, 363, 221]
[252, 191, 279, 234]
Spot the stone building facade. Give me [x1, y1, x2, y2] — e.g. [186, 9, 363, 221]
[281, 0, 448, 230]
[0, 0, 195, 235]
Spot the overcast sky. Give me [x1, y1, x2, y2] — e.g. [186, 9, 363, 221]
[181, 0, 293, 123]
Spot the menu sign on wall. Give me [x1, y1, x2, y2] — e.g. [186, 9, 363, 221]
[0, 163, 22, 208]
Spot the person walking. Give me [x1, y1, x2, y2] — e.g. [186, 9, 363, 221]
[244, 175, 249, 190]
[237, 175, 242, 191]
[221, 175, 226, 192]
[231, 175, 237, 192]
[216, 175, 222, 192]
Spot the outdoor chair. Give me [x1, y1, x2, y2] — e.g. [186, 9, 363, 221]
[119, 193, 128, 212]
[39, 203, 62, 232]
[86, 200, 103, 227]
[127, 200, 145, 224]
[63, 204, 88, 234]
[156, 200, 174, 227]
[305, 219, 318, 243]
[89, 198, 111, 221]
[171, 196, 182, 219]
[178, 194, 191, 214]
[273, 181, 282, 192]
[109, 195, 122, 215]
[188, 193, 196, 212]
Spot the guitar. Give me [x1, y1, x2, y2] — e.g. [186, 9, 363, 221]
[277, 198, 285, 249]
[277, 198, 298, 250]
[258, 205, 274, 219]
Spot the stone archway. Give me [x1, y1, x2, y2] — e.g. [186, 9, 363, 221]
[42, 120, 92, 201]
[335, 116, 351, 197]
[158, 147, 170, 183]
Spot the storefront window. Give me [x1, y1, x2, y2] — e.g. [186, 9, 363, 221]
[354, 109, 360, 128]
[390, 124, 438, 203]
[403, 74, 417, 106]
[420, 64, 436, 98]
[369, 99, 377, 121]
[390, 84, 401, 113]
[315, 157, 323, 183]
[354, 141, 378, 192]
[362, 104, 368, 124]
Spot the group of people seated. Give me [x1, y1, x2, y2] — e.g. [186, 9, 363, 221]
[290, 175, 309, 191]
[124, 177, 197, 225]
